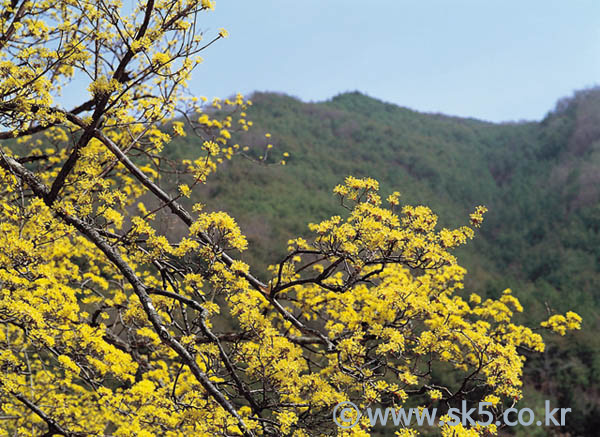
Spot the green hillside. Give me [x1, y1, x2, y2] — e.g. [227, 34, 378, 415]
[166, 87, 600, 435]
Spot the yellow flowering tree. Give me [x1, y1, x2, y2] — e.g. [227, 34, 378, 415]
[0, 1, 581, 436]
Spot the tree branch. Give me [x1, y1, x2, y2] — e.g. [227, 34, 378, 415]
[0, 151, 255, 437]
[12, 392, 73, 436]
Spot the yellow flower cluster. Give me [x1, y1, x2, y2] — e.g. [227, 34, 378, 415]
[541, 311, 583, 335]
[190, 211, 248, 252]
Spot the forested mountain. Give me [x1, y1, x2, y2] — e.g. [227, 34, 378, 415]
[167, 87, 600, 435]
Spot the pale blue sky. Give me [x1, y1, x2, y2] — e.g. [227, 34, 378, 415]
[59, 1, 600, 122]
[187, 0, 599, 122]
